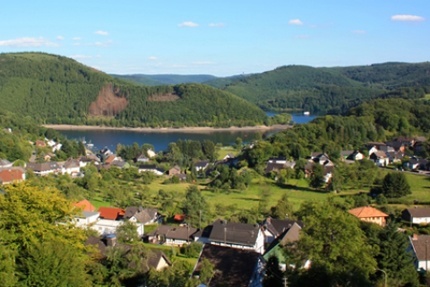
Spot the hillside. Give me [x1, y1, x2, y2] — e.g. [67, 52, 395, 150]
[0, 52, 266, 127]
[205, 63, 430, 114]
[111, 74, 218, 86]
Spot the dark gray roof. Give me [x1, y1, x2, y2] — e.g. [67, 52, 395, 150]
[125, 207, 158, 224]
[193, 244, 262, 287]
[26, 162, 60, 172]
[209, 220, 260, 247]
[263, 217, 303, 238]
[405, 207, 430, 218]
[149, 225, 197, 241]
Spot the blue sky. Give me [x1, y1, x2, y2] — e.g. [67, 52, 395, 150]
[0, 0, 429, 76]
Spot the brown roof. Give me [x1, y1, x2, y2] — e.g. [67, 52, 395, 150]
[348, 206, 388, 218]
[74, 199, 96, 212]
[405, 207, 430, 218]
[0, 168, 25, 184]
[98, 207, 125, 220]
[410, 234, 430, 261]
[193, 244, 262, 287]
[149, 225, 197, 241]
[263, 217, 303, 238]
[147, 250, 172, 270]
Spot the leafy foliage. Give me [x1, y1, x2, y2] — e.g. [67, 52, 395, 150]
[0, 52, 267, 127]
[207, 62, 430, 114]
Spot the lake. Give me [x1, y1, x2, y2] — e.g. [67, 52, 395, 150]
[58, 113, 316, 152]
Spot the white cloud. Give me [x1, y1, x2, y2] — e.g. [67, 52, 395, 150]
[178, 21, 199, 27]
[57, 35, 64, 40]
[72, 37, 81, 41]
[0, 37, 58, 47]
[148, 56, 158, 61]
[391, 14, 425, 22]
[289, 19, 303, 25]
[209, 23, 225, 27]
[95, 30, 109, 36]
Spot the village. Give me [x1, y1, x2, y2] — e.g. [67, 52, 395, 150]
[1, 129, 430, 286]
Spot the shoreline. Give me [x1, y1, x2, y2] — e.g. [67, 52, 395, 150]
[43, 124, 292, 133]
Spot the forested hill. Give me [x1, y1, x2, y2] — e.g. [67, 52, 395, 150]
[0, 52, 266, 127]
[111, 74, 218, 86]
[205, 62, 430, 114]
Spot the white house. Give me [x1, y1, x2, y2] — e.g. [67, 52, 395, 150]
[26, 162, 61, 176]
[89, 219, 144, 237]
[205, 220, 265, 254]
[409, 234, 430, 271]
[74, 211, 100, 228]
[402, 207, 430, 225]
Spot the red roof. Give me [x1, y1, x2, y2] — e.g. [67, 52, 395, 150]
[0, 168, 25, 184]
[98, 207, 125, 220]
[73, 199, 96, 212]
[348, 206, 388, 218]
[174, 214, 185, 222]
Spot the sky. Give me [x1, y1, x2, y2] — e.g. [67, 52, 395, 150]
[0, 0, 429, 76]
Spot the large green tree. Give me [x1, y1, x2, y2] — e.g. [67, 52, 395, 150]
[381, 172, 411, 198]
[293, 200, 377, 287]
[182, 185, 209, 228]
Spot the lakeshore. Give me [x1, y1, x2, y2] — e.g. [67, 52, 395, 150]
[43, 124, 292, 133]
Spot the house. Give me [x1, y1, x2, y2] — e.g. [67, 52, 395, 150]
[73, 199, 96, 212]
[263, 222, 303, 271]
[98, 207, 125, 220]
[408, 234, 430, 271]
[304, 161, 333, 184]
[265, 160, 296, 175]
[62, 158, 81, 175]
[0, 167, 26, 185]
[402, 207, 430, 225]
[386, 151, 404, 163]
[0, 159, 13, 169]
[35, 139, 46, 147]
[147, 149, 156, 158]
[369, 150, 389, 167]
[110, 159, 130, 169]
[90, 219, 144, 237]
[146, 225, 197, 246]
[138, 164, 165, 176]
[168, 165, 181, 176]
[147, 250, 172, 271]
[136, 154, 150, 163]
[403, 156, 429, 171]
[26, 162, 61, 176]
[340, 150, 365, 161]
[195, 161, 210, 172]
[124, 206, 160, 225]
[192, 244, 265, 287]
[74, 211, 100, 228]
[262, 217, 303, 244]
[205, 219, 265, 254]
[348, 206, 388, 227]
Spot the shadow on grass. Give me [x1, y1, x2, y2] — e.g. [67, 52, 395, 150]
[276, 183, 328, 193]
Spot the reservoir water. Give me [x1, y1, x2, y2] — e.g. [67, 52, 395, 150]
[58, 113, 316, 152]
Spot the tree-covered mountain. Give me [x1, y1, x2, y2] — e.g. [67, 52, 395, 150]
[205, 63, 430, 114]
[111, 74, 218, 86]
[0, 52, 266, 127]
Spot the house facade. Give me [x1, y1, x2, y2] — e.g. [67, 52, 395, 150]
[206, 220, 265, 254]
[348, 206, 388, 227]
[402, 207, 430, 225]
[409, 234, 430, 271]
[0, 167, 26, 185]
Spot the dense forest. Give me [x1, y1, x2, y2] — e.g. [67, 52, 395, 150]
[205, 62, 430, 114]
[0, 52, 266, 127]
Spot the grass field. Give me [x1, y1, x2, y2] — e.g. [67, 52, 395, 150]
[89, 168, 430, 219]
